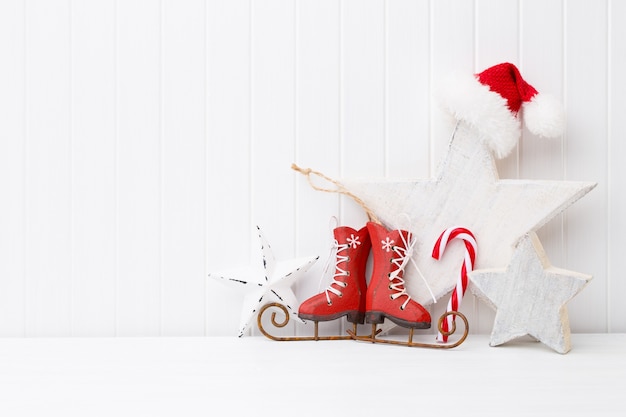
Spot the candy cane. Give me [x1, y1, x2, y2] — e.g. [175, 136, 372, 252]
[432, 227, 477, 343]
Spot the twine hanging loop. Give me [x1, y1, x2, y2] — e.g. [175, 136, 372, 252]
[291, 163, 380, 224]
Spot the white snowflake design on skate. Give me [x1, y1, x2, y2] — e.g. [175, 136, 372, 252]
[346, 234, 361, 249]
[381, 237, 394, 252]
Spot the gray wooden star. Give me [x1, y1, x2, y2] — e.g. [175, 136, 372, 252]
[469, 232, 592, 353]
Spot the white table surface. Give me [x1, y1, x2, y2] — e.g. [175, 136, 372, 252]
[0, 334, 624, 416]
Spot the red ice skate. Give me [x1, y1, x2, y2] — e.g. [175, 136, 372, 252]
[364, 221, 431, 329]
[298, 225, 371, 325]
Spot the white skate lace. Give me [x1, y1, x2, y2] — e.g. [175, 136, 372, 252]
[388, 230, 437, 308]
[323, 240, 350, 305]
[316, 217, 354, 306]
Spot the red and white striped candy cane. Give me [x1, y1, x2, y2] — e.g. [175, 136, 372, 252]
[432, 227, 477, 343]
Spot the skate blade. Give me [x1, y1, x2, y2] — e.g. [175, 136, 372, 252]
[257, 302, 362, 341]
[347, 311, 469, 349]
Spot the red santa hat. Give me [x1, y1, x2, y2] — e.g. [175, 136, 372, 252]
[439, 62, 565, 159]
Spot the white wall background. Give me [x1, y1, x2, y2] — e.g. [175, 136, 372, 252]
[0, 0, 623, 337]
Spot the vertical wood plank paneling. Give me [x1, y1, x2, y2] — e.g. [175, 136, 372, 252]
[340, 0, 385, 336]
[24, 0, 72, 336]
[608, 0, 625, 332]
[294, 0, 341, 337]
[0, 0, 26, 336]
[472, 0, 520, 334]
[386, 0, 431, 179]
[385, 0, 436, 332]
[564, 0, 608, 332]
[475, 0, 519, 69]
[341, 0, 385, 225]
[0, 0, 620, 337]
[249, 0, 296, 336]
[71, 0, 117, 336]
[250, 0, 296, 250]
[430, 0, 475, 170]
[475, 0, 519, 181]
[429, 0, 477, 332]
[519, 1, 566, 273]
[205, 0, 252, 336]
[161, 0, 206, 336]
[519, 0, 565, 182]
[116, 0, 161, 336]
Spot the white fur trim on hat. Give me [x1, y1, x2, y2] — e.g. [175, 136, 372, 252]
[437, 72, 521, 159]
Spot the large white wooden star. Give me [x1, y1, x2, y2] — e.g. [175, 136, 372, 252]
[208, 226, 318, 337]
[341, 122, 596, 305]
[469, 232, 592, 353]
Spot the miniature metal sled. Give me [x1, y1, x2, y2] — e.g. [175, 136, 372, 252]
[257, 302, 468, 348]
[257, 302, 364, 341]
[346, 310, 469, 349]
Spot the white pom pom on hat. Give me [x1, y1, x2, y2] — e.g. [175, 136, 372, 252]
[438, 62, 565, 159]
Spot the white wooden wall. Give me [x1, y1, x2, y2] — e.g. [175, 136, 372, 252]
[0, 0, 623, 337]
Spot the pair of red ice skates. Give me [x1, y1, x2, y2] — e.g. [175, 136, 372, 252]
[298, 221, 431, 333]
